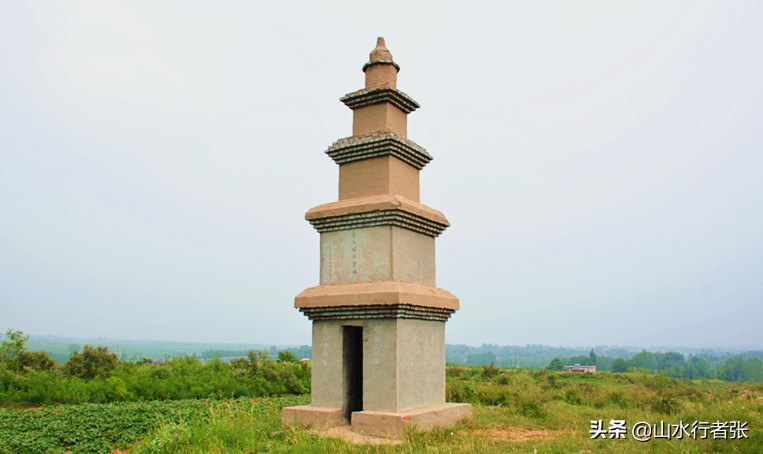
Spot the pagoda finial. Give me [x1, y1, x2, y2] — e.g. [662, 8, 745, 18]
[370, 37, 393, 62]
[363, 36, 400, 89]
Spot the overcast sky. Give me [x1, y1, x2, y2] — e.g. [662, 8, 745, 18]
[1, 1, 761, 349]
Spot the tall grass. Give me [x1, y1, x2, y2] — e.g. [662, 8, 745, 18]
[131, 367, 762, 453]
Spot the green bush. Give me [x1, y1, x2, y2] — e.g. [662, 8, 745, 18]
[0, 329, 29, 373]
[446, 380, 476, 403]
[562, 388, 582, 405]
[65, 345, 119, 380]
[481, 362, 499, 378]
[278, 351, 298, 363]
[19, 351, 57, 372]
[517, 396, 545, 418]
[0, 344, 311, 406]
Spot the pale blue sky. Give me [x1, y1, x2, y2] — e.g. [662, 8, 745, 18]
[1, 1, 761, 348]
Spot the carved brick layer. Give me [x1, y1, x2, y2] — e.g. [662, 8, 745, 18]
[341, 88, 420, 114]
[327, 132, 432, 170]
[309, 210, 445, 237]
[306, 195, 449, 238]
[300, 304, 453, 322]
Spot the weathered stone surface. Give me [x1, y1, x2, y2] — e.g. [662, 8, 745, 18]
[281, 405, 343, 429]
[352, 102, 408, 137]
[391, 227, 436, 284]
[309, 321, 344, 408]
[319, 226, 435, 286]
[364, 63, 398, 90]
[395, 319, 446, 411]
[307, 319, 451, 414]
[339, 156, 420, 201]
[351, 403, 473, 439]
[283, 402, 474, 439]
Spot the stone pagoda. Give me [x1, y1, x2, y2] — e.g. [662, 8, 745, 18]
[282, 38, 471, 439]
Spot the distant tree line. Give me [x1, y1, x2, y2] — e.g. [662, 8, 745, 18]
[446, 344, 641, 369]
[444, 343, 763, 382]
[544, 349, 763, 382]
[25, 338, 314, 363]
[199, 345, 312, 361]
[0, 330, 310, 407]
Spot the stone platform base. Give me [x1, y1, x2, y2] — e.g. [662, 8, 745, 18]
[282, 403, 472, 439]
[282, 405, 343, 429]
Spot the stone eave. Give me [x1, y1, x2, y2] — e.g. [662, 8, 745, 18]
[305, 195, 450, 237]
[341, 88, 420, 114]
[295, 281, 460, 311]
[326, 131, 433, 170]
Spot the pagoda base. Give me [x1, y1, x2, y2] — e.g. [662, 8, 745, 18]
[282, 403, 472, 439]
[282, 405, 343, 429]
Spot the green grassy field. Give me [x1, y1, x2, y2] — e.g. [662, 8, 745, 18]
[2, 368, 760, 453]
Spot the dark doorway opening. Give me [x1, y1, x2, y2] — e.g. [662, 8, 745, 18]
[343, 326, 363, 421]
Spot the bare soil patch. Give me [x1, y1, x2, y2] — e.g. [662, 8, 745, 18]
[475, 427, 569, 442]
[310, 425, 403, 446]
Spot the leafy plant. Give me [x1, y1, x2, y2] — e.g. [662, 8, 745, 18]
[64, 345, 119, 380]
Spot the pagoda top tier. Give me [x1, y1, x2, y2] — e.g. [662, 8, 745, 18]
[303, 37, 447, 236]
[362, 37, 400, 90]
[340, 37, 419, 137]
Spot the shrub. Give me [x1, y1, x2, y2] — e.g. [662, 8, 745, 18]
[246, 350, 260, 375]
[446, 364, 466, 379]
[520, 399, 545, 418]
[493, 372, 511, 385]
[446, 380, 476, 403]
[19, 351, 57, 372]
[652, 393, 682, 414]
[65, 346, 119, 380]
[277, 351, 298, 363]
[481, 362, 499, 378]
[546, 358, 564, 371]
[562, 388, 582, 405]
[0, 329, 29, 373]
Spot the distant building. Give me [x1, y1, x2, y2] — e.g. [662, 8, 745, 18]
[564, 363, 597, 373]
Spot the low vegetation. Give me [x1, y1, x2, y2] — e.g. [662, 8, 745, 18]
[1, 365, 760, 452]
[127, 369, 761, 453]
[0, 398, 223, 453]
[0, 330, 309, 407]
[2, 329, 761, 452]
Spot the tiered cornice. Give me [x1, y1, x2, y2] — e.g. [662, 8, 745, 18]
[326, 131, 432, 170]
[340, 88, 419, 113]
[296, 281, 459, 319]
[306, 195, 449, 238]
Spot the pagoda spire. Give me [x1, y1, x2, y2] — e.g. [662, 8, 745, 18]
[363, 37, 400, 90]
